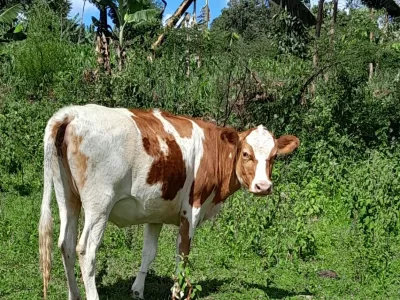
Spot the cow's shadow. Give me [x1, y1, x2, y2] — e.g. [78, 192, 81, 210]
[98, 272, 311, 300]
[98, 273, 224, 300]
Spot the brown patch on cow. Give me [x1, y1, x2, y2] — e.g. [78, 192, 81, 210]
[179, 215, 191, 257]
[183, 210, 186, 215]
[130, 109, 186, 200]
[51, 117, 82, 197]
[189, 119, 241, 207]
[235, 135, 257, 190]
[68, 132, 88, 190]
[53, 117, 70, 157]
[63, 126, 88, 191]
[267, 156, 275, 180]
[189, 180, 202, 208]
[161, 111, 193, 138]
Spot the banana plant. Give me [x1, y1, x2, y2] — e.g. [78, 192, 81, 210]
[109, 0, 160, 48]
[92, 0, 161, 70]
[0, 3, 23, 24]
[0, 4, 26, 43]
[91, 0, 161, 48]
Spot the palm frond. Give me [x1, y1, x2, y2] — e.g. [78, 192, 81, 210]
[0, 4, 23, 25]
[124, 8, 159, 24]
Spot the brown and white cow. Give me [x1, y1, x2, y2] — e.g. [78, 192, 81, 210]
[39, 104, 299, 300]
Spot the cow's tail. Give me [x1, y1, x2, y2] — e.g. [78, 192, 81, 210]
[39, 109, 72, 299]
[39, 120, 57, 300]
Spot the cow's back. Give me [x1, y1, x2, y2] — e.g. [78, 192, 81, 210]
[49, 104, 203, 227]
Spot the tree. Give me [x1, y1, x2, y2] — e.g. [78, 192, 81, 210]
[90, 0, 162, 72]
[313, 0, 324, 67]
[47, 0, 71, 18]
[211, 0, 271, 42]
[107, 0, 160, 49]
[0, 0, 32, 10]
[89, 0, 112, 73]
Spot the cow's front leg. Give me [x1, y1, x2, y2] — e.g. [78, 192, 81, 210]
[172, 209, 200, 298]
[131, 223, 163, 300]
[175, 207, 201, 269]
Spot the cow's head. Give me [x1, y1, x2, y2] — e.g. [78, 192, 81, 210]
[235, 125, 299, 195]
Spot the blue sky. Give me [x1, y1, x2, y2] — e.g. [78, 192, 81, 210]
[69, 0, 230, 26]
[68, 0, 348, 27]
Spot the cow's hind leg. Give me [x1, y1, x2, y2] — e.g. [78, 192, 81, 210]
[54, 180, 81, 300]
[131, 223, 163, 299]
[76, 194, 113, 300]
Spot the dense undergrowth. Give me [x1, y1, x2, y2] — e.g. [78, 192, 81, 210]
[1, 0, 400, 299]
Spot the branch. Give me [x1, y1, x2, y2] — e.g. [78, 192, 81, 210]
[152, 0, 195, 50]
[297, 61, 341, 102]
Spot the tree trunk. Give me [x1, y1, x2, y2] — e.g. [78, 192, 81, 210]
[205, 0, 209, 28]
[192, 0, 197, 26]
[152, 0, 195, 50]
[313, 0, 324, 68]
[315, 0, 324, 39]
[313, 0, 324, 67]
[96, 32, 111, 74]
[326, 0, 338, 81]
[98, 5, 108, 36]
[330, 0, 338, 45]
[116, 45, 126, 72]
[78, 0, 86, 44]
[369, 8, 374, 81]
[95, 5, 111, 74]
[311, 0, 324, 97]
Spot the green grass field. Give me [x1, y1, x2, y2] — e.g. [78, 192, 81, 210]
[1, 190, 399, 300]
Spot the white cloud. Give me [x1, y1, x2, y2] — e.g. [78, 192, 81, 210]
[162, 13, 172, 26]
[69, 0, 98, 18]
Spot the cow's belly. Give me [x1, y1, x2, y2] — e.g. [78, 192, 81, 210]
[108, 196, 180, 227]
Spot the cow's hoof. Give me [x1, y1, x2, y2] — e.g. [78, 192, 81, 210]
[131, 290, 144, 300]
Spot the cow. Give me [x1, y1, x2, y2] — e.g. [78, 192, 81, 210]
[38, 104, 299, 300]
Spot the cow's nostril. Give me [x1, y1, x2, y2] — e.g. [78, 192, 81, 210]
[253, 181, 272, 194]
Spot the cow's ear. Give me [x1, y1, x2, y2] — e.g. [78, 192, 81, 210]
[276, 135, 300, 155]
[220, 128, 239, 145]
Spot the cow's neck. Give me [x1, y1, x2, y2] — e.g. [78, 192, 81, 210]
[213, 142, 241, 203]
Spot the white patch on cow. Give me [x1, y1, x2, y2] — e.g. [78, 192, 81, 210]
[246, 125, 275, 192]
[191, 206, 201, 236]
[157, 135, 169, 155]
[229, 152, 232, 159]
[198, 190, 219, 225]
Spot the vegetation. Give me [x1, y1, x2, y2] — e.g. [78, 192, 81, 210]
[1, 0, 400, 299]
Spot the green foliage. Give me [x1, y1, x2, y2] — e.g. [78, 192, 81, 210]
[271, 10, 311, 58]
[211, 0, 272, 42]
[105, 0, 160, 47]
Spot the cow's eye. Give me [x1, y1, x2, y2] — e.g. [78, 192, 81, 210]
[243, 152, 250, 159]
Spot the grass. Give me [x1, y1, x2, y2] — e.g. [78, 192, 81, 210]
[1, 190, 399, 300]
